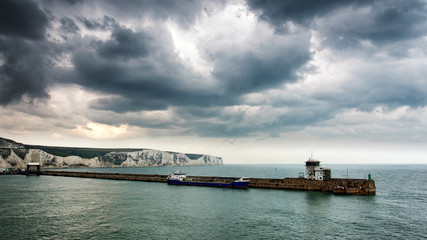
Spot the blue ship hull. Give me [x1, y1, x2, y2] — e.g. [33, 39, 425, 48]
[167, 179, 249, 189]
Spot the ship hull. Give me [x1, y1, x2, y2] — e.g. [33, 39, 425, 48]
[167, 179, 249, 189]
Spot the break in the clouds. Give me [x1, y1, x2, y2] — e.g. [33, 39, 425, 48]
[1, 0, 427, 146]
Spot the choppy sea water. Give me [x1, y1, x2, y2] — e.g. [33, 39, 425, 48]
[1, 164, 426, 239]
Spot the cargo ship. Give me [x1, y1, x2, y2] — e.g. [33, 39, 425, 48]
[167, 171, 250, 189]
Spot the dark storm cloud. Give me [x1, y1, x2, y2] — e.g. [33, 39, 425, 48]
[0, 0, 59, 105]
[70, 25, 178, 110]
[71, 23, 231, 112]
[0, 0, 48, 40]
[364, 4, 426, 42]
[63, 0, 82, 5]
[187, 106, 333, 138]
[248, 0, 427, 45]
[317, 1, 427, 51]
[246, 0, 370, 29]
[0, 38, 52, 104]
[98, 26, 150, 60]
[212, 36, 311, 94]
[2, 0, 427, 139]
[247, 0, 427, 121]
[73, 24, 311, 114]
[0, 0, 311, 113]
[89, 96, 166, 112]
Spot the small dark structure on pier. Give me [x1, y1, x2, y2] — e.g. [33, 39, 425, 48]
[26, 163, 41, 175]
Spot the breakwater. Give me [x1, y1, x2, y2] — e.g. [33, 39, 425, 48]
[40, 171, 375, 195]
[249, 177, 375, 195]
[41, 171, 168, 182]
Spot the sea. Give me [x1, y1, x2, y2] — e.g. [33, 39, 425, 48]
[0, 164, 426, 239]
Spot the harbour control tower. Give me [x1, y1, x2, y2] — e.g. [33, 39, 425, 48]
[305, 154, 331, 181]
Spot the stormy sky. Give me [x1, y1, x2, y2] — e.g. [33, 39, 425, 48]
[1, 0, 427, 164]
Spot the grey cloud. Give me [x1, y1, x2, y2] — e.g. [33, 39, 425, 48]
[49, 0, 207, 31]
[367, 5, 424, 42]
[79, 16, 117, 30]
[246, 0, 370, 30]
[296, 64, 427, 125]
[0, 0, 48, 40]
[60, 17, 80, 34]
[318, 1, 427, 49]
[89, 96, 169, 112]
[70, 25, 223, 111]
[0, 0, 59, 105]
[98, 26, 150, 60]
[84, 108, 180, 130]
[69, 9, 314, 135]
[99, 0, 209, 28]
[75, 27, 312, 115]
[243, 0, 427, 136]
[0, 38, 54, 105]
[2, 0, 426, 139]
[171, 106, 283, 138]
[194, 122, 254, 138]
[186, 110, 311, 138]
[168, 106, 257, 137]
[345, 68, 427, 110]
[63, 0, 82, 5]
[212, 36, 311, 94]
[42, 0, 83, 5]
[248, 0, 427, 45]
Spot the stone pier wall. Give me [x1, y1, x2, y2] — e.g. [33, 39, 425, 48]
[39, 171, 375, 195]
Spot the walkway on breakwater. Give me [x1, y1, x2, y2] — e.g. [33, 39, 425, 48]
[40, 171, 375, 195]
[41, 171, 168, 182]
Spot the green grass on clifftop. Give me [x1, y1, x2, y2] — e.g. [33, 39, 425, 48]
[25, 145, 145, 159]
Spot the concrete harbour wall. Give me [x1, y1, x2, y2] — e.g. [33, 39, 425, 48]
[40, 171, 375, 195]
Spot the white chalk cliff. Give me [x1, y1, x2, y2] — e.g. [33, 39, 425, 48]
[0, 137, 223, 169]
